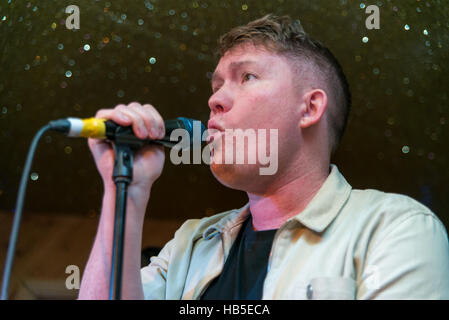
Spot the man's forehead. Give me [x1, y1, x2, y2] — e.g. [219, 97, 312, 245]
[211, 60, 260, 82]
[211, 44, 285, 83]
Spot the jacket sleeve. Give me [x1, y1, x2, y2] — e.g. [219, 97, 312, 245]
[140, 218, 205, 300]
[140, 237, 175, 300]
[357, 212, 449, 299]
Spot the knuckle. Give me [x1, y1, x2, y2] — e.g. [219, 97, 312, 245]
[127, 102, 142, 108]
[118, 108, 135, 119]
[142, 103, 155, 110]
[115, 105, 129, 115]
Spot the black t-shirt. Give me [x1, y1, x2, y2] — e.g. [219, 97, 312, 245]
[200, 215, 277, 300]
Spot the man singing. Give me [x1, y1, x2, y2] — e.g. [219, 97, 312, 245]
[79, 14, 449, 299]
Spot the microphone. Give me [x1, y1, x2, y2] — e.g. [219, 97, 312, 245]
[48, 117, 206, 149]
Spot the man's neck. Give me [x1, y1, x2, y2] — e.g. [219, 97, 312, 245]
[247, 163, 330, 231]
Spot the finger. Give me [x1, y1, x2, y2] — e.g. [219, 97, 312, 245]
[127, 102, 158, 138]
[95, 106, 132, 127]
[128, 103, 164, 140]
[142, 104, 166, 139]
[115, 104, 148, 139]
[87, 137, 111, 156]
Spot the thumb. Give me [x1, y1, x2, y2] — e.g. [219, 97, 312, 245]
[88, 138, 113, 160]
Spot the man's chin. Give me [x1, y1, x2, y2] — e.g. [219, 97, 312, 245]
[209, 162, 260, 191]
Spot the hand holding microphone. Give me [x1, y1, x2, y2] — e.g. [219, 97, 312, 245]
[47, 102, 206, 217]
[2, 102, 199, 299]
[91, 103, 168, 193]
[50, 103, 165, 195]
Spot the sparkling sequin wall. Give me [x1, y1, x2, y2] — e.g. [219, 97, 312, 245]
[0, 0, 447, 227]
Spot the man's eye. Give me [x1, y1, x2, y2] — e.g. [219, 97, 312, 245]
[243, 73, 256, 82]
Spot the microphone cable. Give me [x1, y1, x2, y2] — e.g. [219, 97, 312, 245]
[1, 124, 51, 300]
[1, 117, 205, 299]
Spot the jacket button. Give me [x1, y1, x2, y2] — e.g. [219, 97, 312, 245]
[306, 284, 313, 300]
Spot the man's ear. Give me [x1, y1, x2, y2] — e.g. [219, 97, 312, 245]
[299, 89, 328, 129]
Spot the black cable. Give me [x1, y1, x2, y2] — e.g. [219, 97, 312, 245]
[1, 124, 51, 300]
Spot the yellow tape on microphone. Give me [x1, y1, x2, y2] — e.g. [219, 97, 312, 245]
[80, 118, 106, 138]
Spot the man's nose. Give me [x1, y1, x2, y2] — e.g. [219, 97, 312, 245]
[208, 87, 232, 115]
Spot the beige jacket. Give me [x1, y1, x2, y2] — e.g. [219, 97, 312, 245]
[141, 164, 449, 299]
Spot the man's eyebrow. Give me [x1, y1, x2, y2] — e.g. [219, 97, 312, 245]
[211, 60, 259, 85]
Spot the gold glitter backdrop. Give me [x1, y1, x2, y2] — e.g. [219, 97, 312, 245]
[0, 0, 448, 229]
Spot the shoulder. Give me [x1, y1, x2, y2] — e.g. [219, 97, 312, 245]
[348, 188, 442, 226]
[350, 187, 431, 213]
[344, 188, 448, 250]
[346, 190, 449, 299]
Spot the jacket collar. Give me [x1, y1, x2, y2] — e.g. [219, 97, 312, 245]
[203, 164, 352, 238]
[290, 164, 352, 233]
[202, 204, 250, 240]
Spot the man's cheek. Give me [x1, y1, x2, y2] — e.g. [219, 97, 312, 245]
[249, 89, 284, 114]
